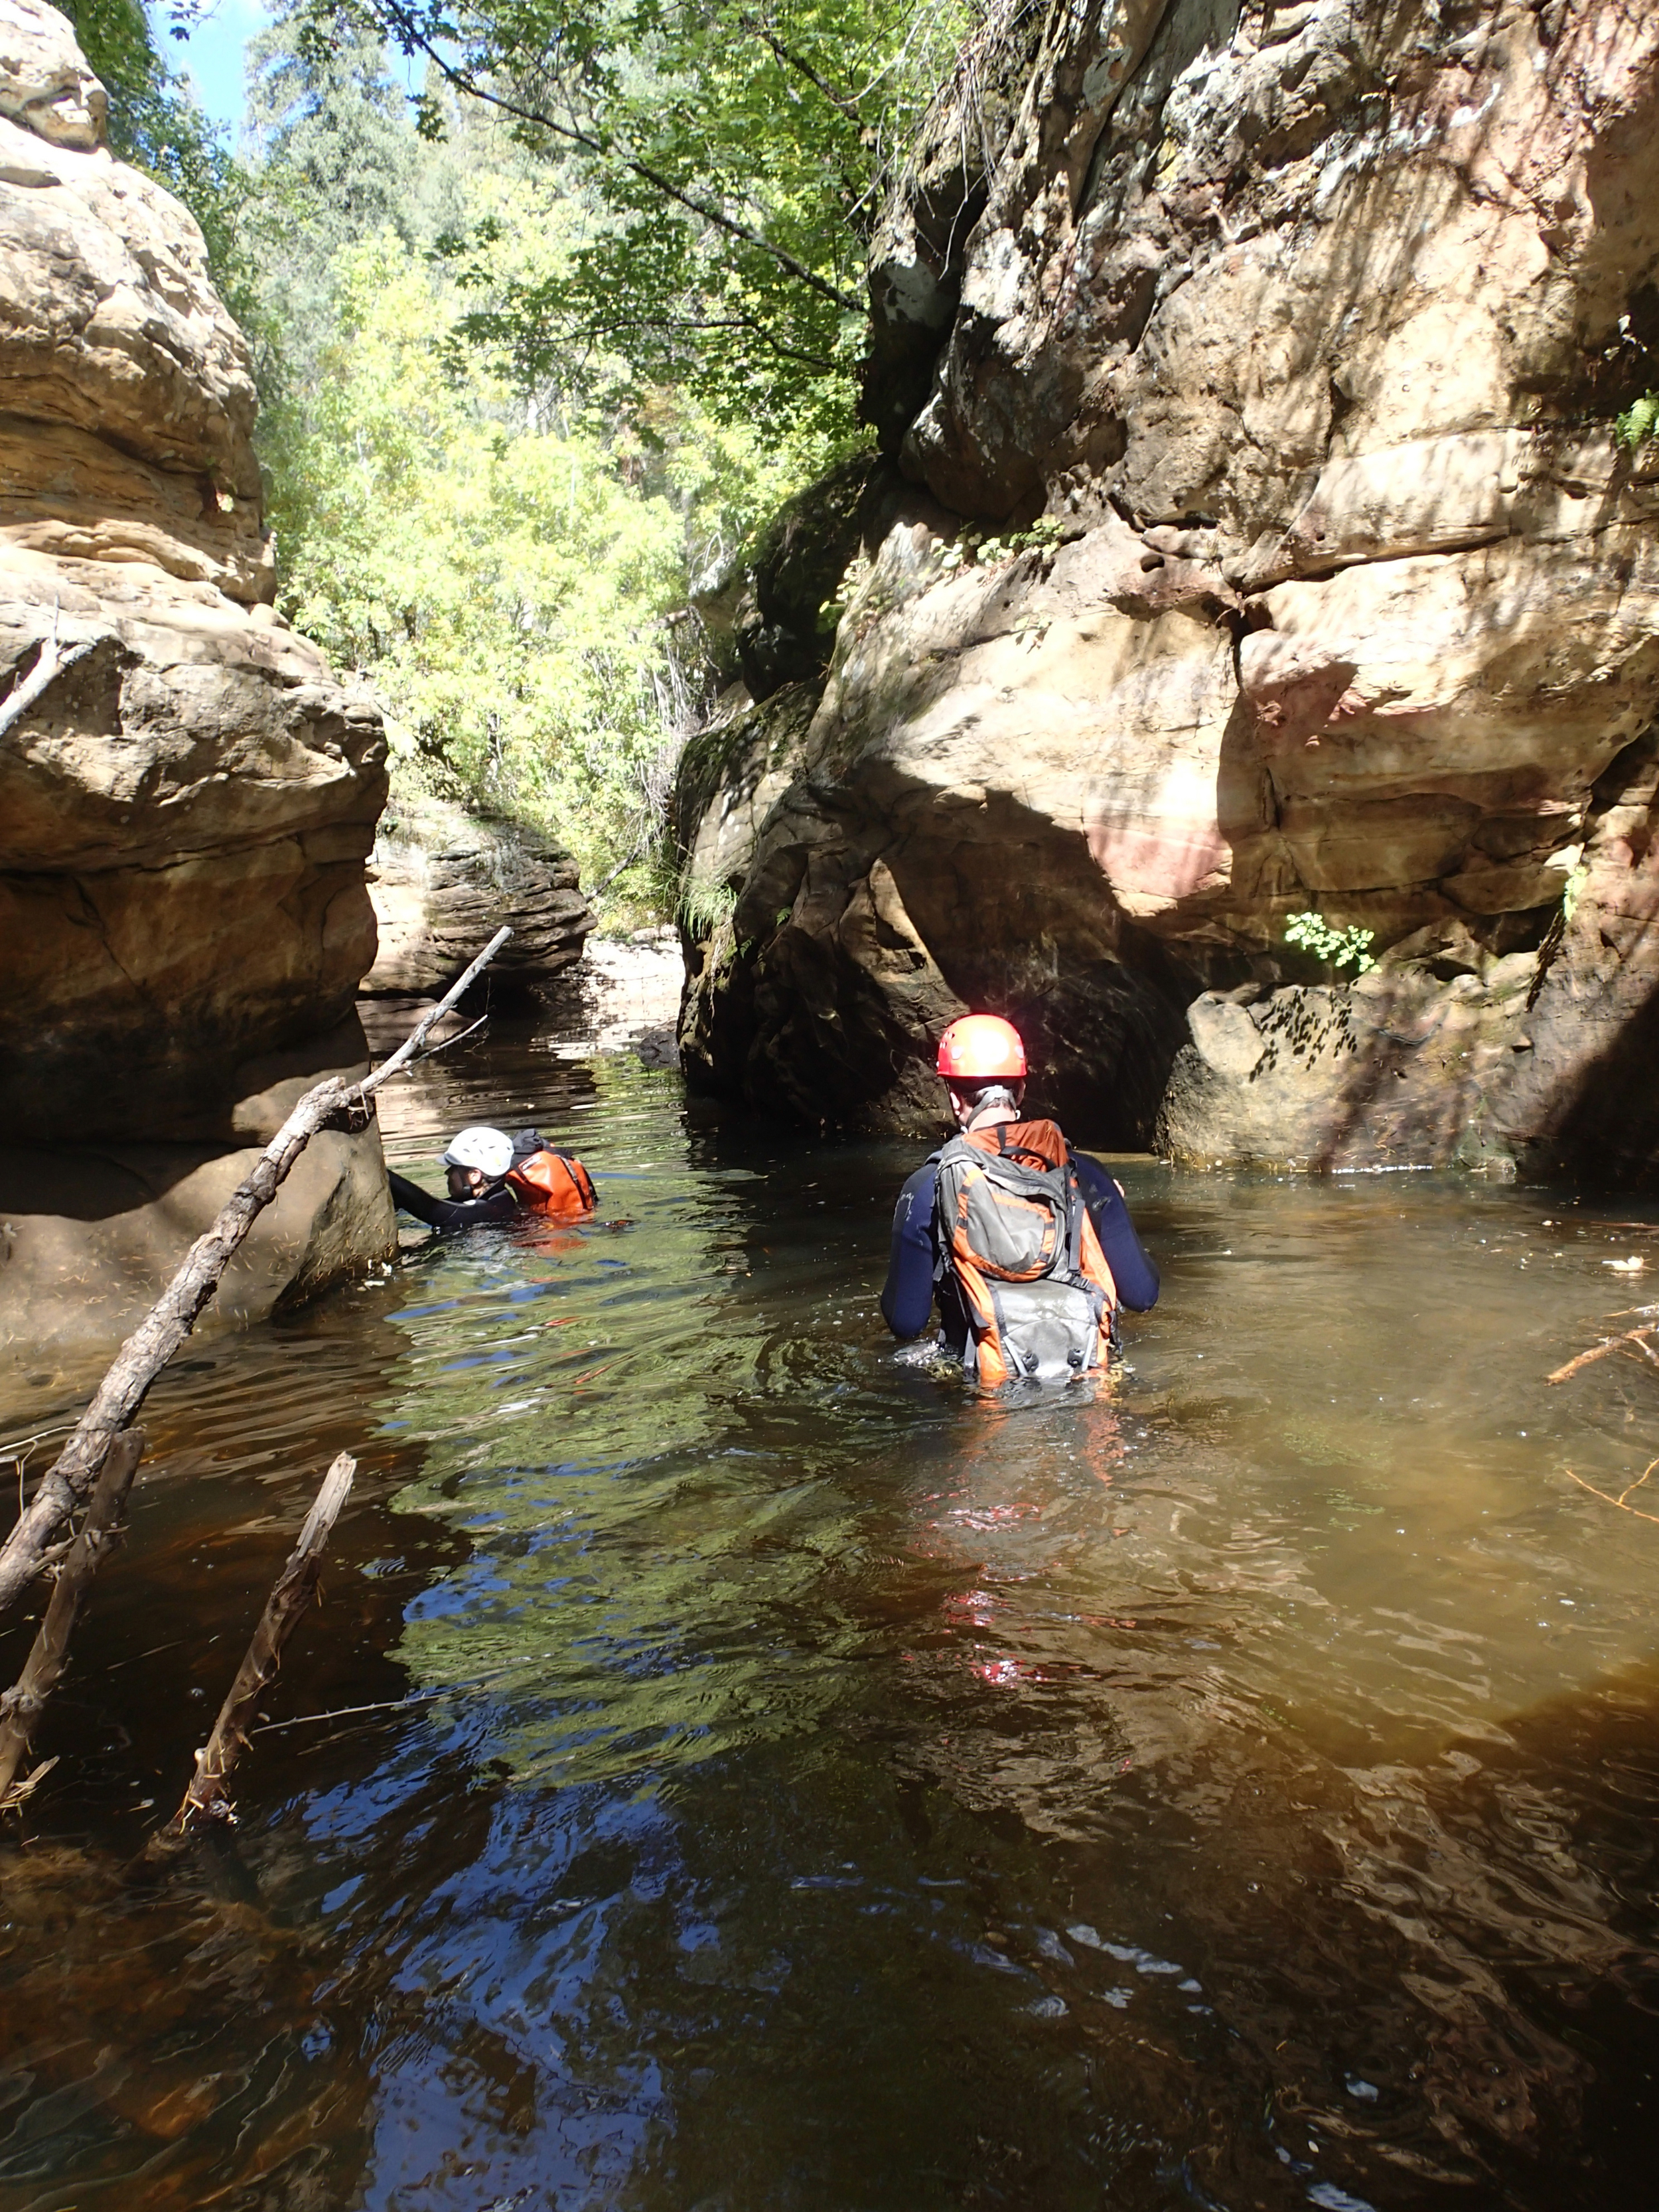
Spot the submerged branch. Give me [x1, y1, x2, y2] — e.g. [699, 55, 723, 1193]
[1546, 1325, 1659, 1384]
[154, 1451, 356, 1844]
[1564, 1459, 1659, 1525]
[0, 1431, 145, 1808]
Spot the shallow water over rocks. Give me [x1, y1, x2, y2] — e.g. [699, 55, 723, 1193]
[3, 1008, 1659, 2210]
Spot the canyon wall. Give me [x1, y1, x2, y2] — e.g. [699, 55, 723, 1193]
[677, 0, 1659, 1175]
[363, 792, 593, 997]
[0, 0, 393, 1372]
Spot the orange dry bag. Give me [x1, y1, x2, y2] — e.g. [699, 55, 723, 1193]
[506, 1148, 597, 1221]
[934, 1120, 1117, 1388]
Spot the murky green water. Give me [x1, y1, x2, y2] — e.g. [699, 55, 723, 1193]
[4, 1009, 1659, 2210]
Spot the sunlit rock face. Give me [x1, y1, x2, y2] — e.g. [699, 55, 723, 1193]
[0, 2, 392, 1343]
[677, 0, 1659, 1170]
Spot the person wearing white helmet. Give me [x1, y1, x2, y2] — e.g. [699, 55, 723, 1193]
[388, 1125, 597, 1229]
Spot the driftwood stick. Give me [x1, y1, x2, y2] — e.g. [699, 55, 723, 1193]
[0, 627, 97, 743]
[1564, 1458, 1659, 1525]
[1547, 1325, 1659, 1385]
[0, 1430, 145, 1807]
[0, 928, 510, 1619]
[159, 1451, 355, 1842]
[406, 1010, 490, 1064]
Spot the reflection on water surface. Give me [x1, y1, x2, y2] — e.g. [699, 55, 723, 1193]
[3, 1009, 1659, 2210]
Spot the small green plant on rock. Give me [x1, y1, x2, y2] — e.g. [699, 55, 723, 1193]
[935, 516, 1072, 577]
[1617, 392, 1659, 451]
[680, 872, 737, 942]
[1284, 910, 1376, 976]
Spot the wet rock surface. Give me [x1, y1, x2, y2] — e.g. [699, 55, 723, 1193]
[677, 0, 1659, 1169]
[0, 3, 393, 1346]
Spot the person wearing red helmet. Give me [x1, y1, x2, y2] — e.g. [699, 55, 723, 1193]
[881, 1014, 1159, 1383]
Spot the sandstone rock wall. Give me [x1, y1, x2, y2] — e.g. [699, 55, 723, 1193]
[362, 791, 594, 997]
[0, 1, 393, 1347]
[678, 0, 1659, 1174]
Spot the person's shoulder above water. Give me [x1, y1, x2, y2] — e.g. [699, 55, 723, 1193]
[893, 1157, 937, 1227]
[1068, 1147, 1159, 1312]
[881, 1156, 942, 1339]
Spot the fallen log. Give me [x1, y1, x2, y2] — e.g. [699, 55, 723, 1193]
[0, 1430, 145, 1808]
[0, 928, 510, 1619]
[155, 1451, 354, 1845]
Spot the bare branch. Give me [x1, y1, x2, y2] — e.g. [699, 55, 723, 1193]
[1547, 1324, 1659, 1384]
[1564, 1459, 1659, 1525]
[0, 632, 96, 741]
[0, 1431, 145, 1808]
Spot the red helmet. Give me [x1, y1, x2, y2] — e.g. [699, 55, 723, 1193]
[936, 1013, 1027, 1081]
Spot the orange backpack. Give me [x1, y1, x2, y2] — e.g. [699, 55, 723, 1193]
[506, 1148, 597, 1221]
[935, 1120, 1118, 1388]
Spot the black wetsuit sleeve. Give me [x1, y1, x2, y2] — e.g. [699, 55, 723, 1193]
[388, 1169, 520, 1228]
[1072, 1153, 1160, 1311]
[881, 1163, 939, 1339]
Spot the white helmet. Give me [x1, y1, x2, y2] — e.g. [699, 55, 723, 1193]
[442, 1126, 514, 1180]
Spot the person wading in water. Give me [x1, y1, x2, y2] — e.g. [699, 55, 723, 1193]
[388, 1126, 597, 1230]
[881, 1015, 1159, 1385]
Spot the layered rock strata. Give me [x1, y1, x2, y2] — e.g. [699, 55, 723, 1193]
[0, 0, 393, 1358]
[362, 792, 594, 997]
[678, 0, 1659, 1173]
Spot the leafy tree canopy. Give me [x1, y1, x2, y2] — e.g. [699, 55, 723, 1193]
[333, 0, 970, 437]
[244, 1, 460, 388]
[246, 6, 844, 913]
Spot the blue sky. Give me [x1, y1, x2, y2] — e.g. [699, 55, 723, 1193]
[166, 0, 265, 134]
[162, 0, 426, 141]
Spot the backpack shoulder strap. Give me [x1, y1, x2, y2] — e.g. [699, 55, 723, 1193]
[547, 1147, 597, 1209]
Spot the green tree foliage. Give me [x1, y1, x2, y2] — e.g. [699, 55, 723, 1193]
[239, 2, 854, 910]
[346, 0, 971, 436]
[274, 232, 688, 898]
[245, 1, 458, 388]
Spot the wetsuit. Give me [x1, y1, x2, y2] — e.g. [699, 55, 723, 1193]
[881, 1145, 1159, 1347]
[388, 1169, 521, 1228]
